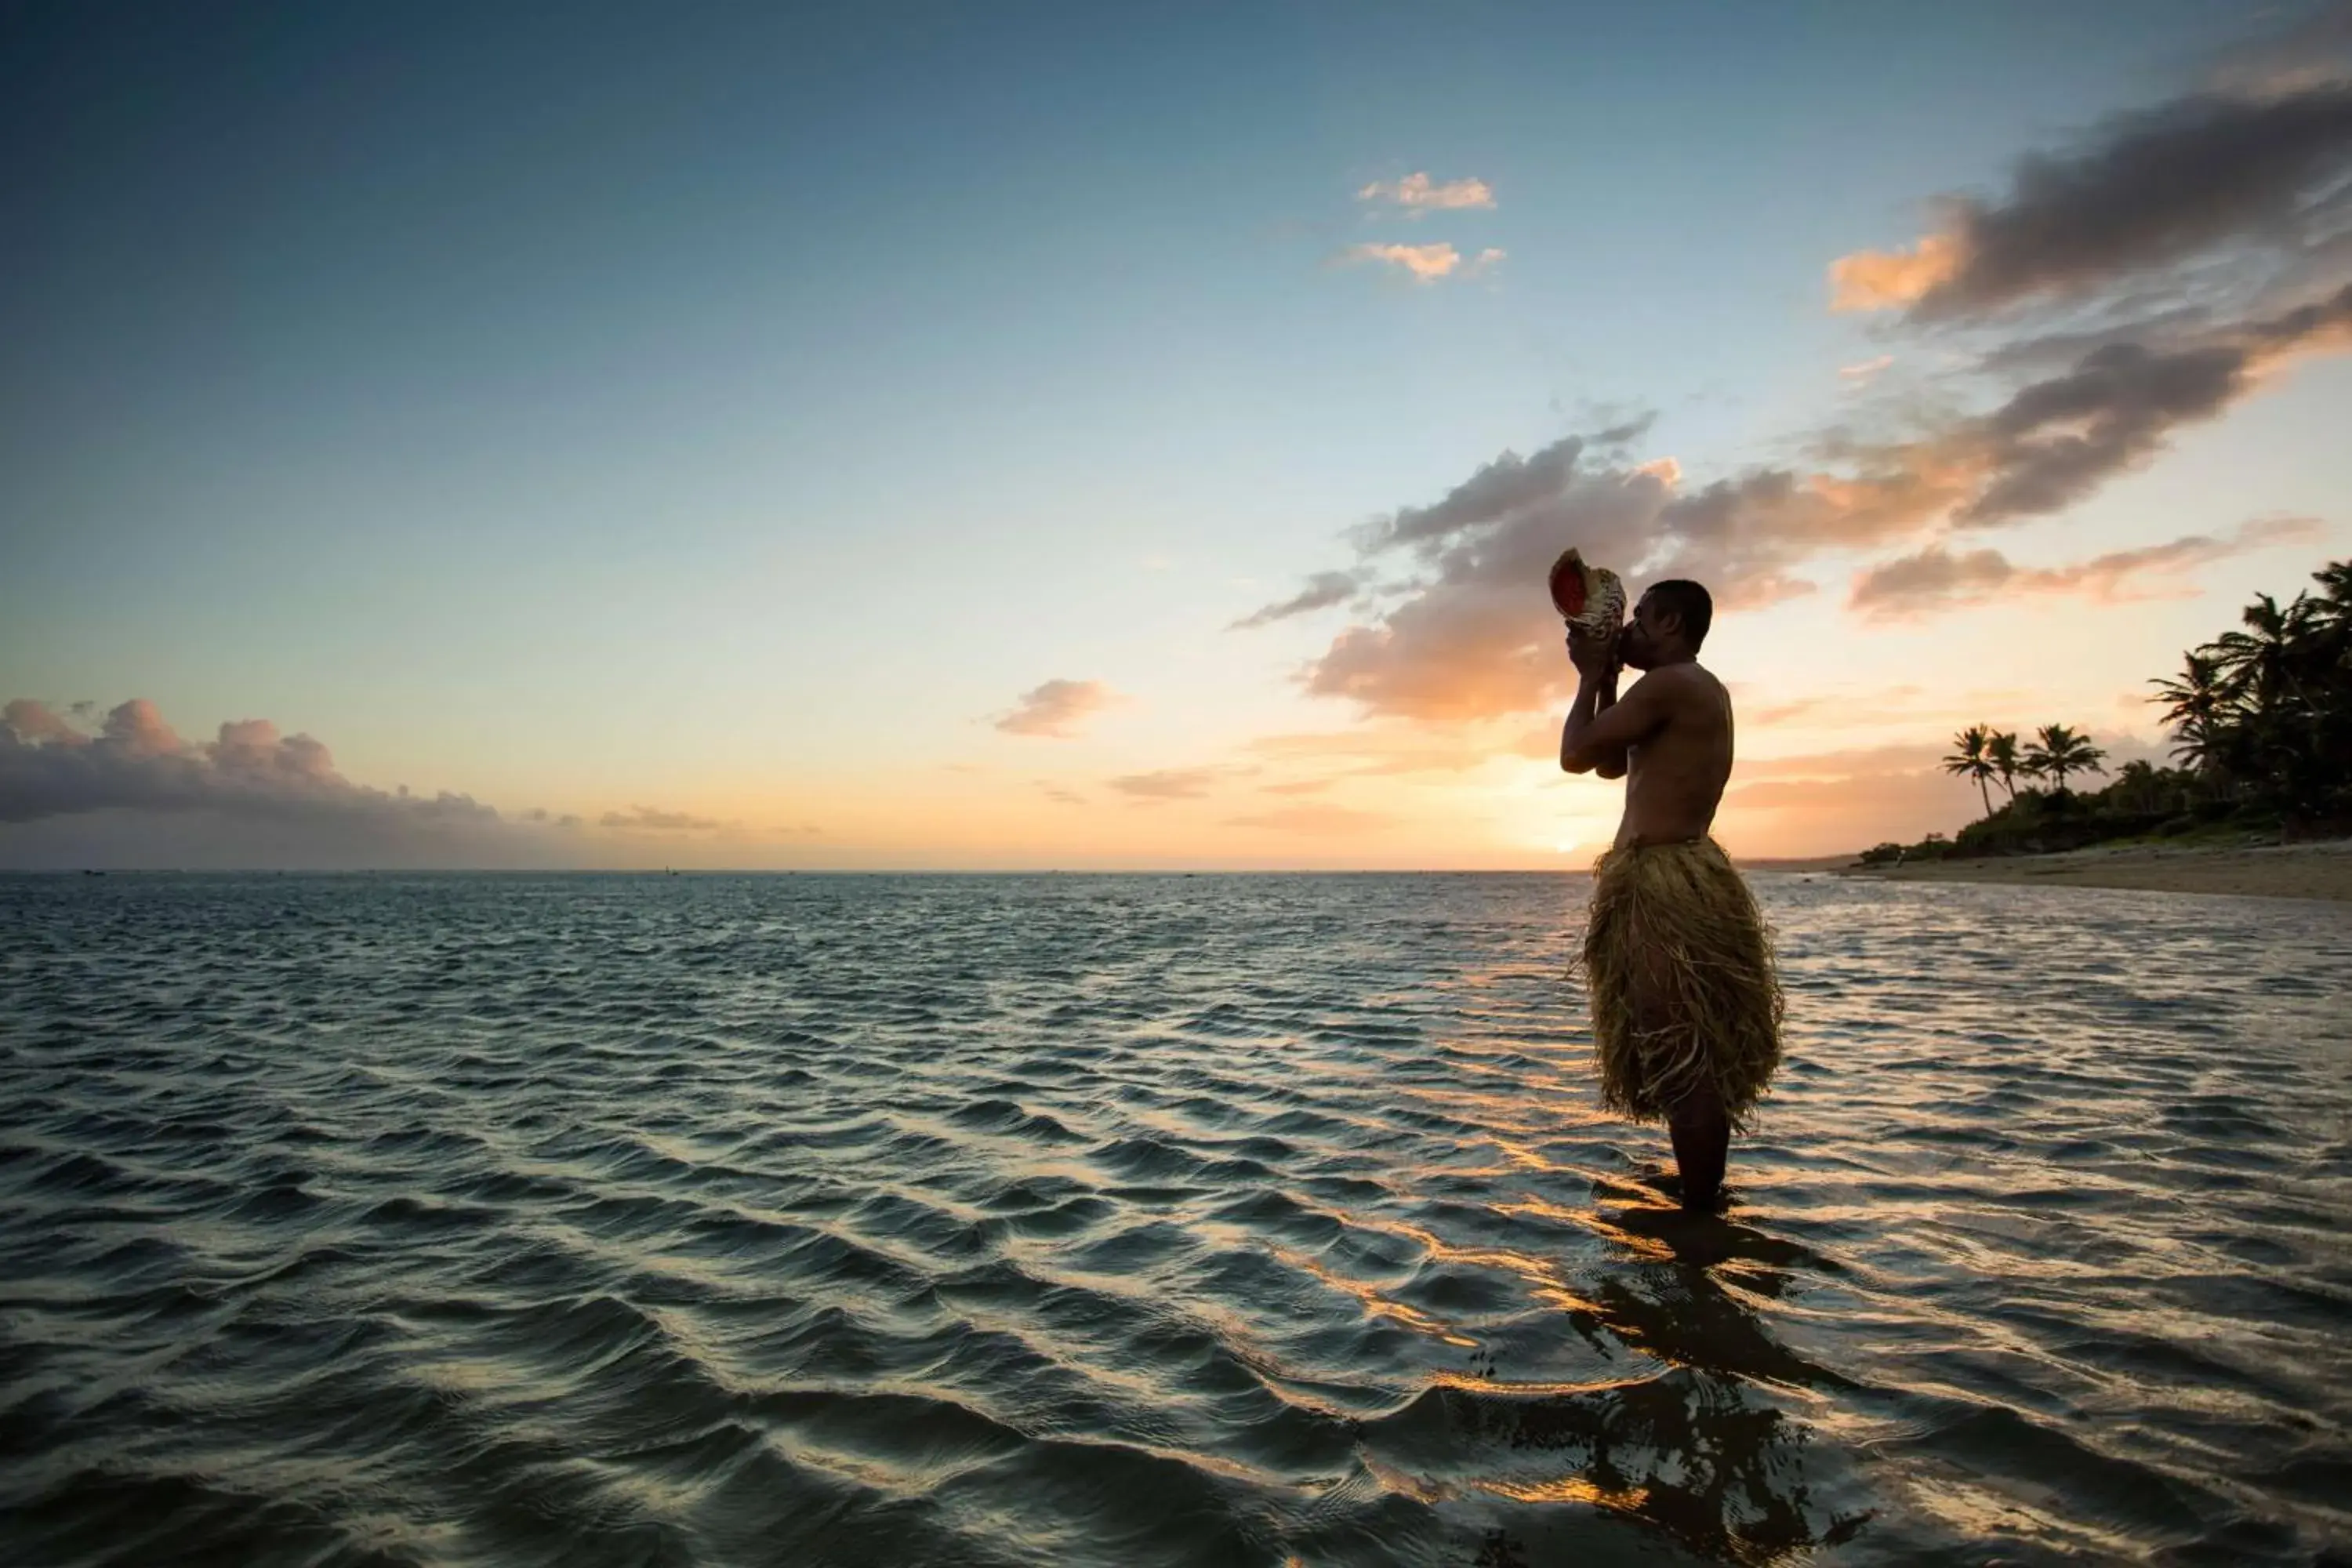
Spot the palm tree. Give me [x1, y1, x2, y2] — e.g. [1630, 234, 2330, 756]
[2312, 560, 2352, 632]
[2114, 759, 2161, 814]
[2150, 652, 2234, 784]
[2022, 724, 2107, 797]
[2213, 591, 2321, 711]
[1941, 724, 1997, 818]
[1986, 731, 2022, 801]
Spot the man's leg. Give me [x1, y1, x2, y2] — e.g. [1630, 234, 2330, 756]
[1625, 931, 1730, 1209]
[1667, 1079, 1728, 1210]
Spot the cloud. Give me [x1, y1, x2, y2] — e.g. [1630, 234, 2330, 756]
[0, 699, 499, 829]
[1830, 81, 2352, 320]
[1849, 515, 2327, 619]
[1949, 284, 2352, 524]
[2210, 4, 2352, 98]
[0, 698, 563, 869]
[1229, 26, 2352, 786]
[1108, 768, 1222, 801]
[1258, 779, 1334, 796]
[1830, 233, 1966, 311]
[1037, 782, 1086, 807]
[1356, 172, 1496, 213]
[994, 678, 1120, 739]
[598, 804, 727, 832]
[1269, 262, 2347, 721]
[1273, 430, 1936, 721]
[1223, 805, 1393, 835]
[1231, 570, 1363, 630]
[0, 699, 839, 868]
[1339, 242, 1504, 282]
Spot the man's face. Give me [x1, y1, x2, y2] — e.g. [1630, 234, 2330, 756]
[1619, 593, 1672, 670]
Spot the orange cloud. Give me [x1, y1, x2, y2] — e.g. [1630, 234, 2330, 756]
[1108, 767, 1223, 801]
[1356, 172, 1496, 212]
[1340, 243, 1504, 282]
[1828, 232, 1965, 310]
[993, 678, 1120, 738]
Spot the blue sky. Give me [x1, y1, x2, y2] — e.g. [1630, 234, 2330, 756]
[4, 1, 2346, 866]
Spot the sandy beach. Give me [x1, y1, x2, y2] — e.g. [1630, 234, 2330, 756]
[1831, 837, 2352, 902]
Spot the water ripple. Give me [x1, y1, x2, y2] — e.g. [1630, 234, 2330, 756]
[2, 871, 2348, 1565]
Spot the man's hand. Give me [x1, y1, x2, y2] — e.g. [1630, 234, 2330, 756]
[1566, 623, 1621, 680]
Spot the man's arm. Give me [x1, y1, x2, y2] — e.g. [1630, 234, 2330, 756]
[1561, 668, 1668, 775]
[1559, 662, 1622, 776]
[1591, 667, 1628, 780]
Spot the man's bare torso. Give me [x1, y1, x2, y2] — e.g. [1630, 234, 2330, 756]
[1613, 661, 1735, 849]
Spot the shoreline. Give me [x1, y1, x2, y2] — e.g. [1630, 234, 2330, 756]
[1824, 837, 2352, 903]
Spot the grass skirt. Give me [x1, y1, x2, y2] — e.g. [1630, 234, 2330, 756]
[1578, 837, 1784, 1128]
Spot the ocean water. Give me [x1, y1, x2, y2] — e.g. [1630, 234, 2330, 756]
[2, 872, 2348, 1568]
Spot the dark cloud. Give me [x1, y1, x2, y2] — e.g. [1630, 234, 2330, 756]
[2210, 3, 2352, 98]
[1964, 342, 2249, 521]
[993, 679, 1120, 738]
[1849, 516, 2326, 619]
[1834, 82, 2352, 319]
[1, 699, 499, 828]
[1230, 571, 1363, 630]
[0, 699, 797, 868]
[1959, 283, 2352, 523]
[0, 698, 568, 869]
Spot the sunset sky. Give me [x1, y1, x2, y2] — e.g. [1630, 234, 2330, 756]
[5, 1, 2350, 869]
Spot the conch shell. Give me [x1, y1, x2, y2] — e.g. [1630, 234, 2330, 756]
[1547, 548, 1626, 638]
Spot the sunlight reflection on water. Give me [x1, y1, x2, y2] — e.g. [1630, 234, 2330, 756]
[2, 871, 2347, 1566]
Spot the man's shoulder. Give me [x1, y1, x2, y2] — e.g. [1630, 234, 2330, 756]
[1635, 661, 1723, 699]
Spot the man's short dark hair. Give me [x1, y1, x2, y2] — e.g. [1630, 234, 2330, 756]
[1646, 579, 1713, 648]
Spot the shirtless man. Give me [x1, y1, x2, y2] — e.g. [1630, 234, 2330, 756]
[1557, 579, 1783, 1209]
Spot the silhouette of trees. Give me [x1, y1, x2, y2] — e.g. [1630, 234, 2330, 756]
[1942, 725, 1996, 818]
[2021, 724, 2107, 797]
[2148, 557, 2352, 828]
[1884, 557, 2350, 862]
[1986, 731, 2021, 802]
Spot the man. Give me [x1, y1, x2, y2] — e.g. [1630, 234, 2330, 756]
[1558, 579, 1782, 1210]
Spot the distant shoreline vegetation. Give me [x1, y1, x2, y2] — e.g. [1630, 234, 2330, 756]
[1860, 557, 2352, 867]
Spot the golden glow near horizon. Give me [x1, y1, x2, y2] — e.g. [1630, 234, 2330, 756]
[4, 8, 2348, 869]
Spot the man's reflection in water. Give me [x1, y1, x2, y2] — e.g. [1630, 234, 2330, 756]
[1399, 1173, 1874, 1566]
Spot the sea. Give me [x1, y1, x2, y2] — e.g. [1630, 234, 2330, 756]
[2, 871, 2348, 1567]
